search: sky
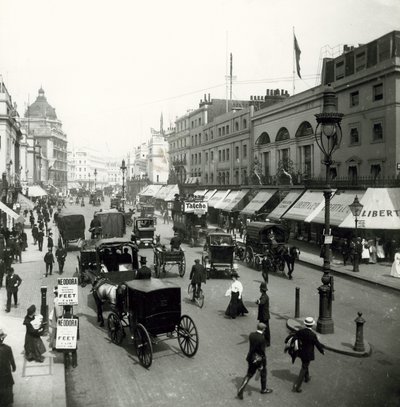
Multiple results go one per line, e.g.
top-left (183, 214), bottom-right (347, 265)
top-left (1, 0), bottom-right (399, 157)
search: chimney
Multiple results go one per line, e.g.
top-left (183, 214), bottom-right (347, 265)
top-left (281, 89), bottom-right (284, 95)
top-left (204, 93), bottom-right (207, 102)
top-left (208, 93), bottom-right (210, 102)
top-left (250, 96), bottom-right (253, 101)
top-left (266, 89), bottom-right (270, 96)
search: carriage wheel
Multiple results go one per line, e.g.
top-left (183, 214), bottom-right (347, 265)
top-left (254, 255), bottom-right (262, 271)
top-left (177, 315), bottom-right (199, 357)
top-left (197, 289), bottom-right (205, 309)
top-left (245, 247), bottom-right (254, 267)
top-left (187, 283), bottom-right (193, 295)
top-left (179, 253), bottom-right (186, 277)
top-left (107, 312), bottom-right (124, 345)
top-left (134, 323), bottom-right (153, 368)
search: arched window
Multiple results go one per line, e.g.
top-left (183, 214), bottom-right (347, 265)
top-left (256, 132), bottom-right (271, 145)
top-left (295, 121), bottom-right (314, 138)
top-left (276, 127), bottom-right (290, 141)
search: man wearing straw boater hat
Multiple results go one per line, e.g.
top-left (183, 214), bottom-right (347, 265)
top-left (0, 328), bottom-right (16, 406)
top-left (290, 317), bottom-right (325, 393)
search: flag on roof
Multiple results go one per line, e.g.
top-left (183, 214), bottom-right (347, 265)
top-left (294, 34), bottom-right (301, 79)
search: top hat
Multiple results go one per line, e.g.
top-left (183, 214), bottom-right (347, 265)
top-left (260, 282), bottom-right (267, 291)
top-left (140, 256), bottom-right (147, 264)
top-left (194, 259), bottom-right (200, 263)
top-left (304, 317), bottom-right (315, 327)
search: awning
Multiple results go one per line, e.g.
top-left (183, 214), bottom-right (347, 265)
top-left (283, 190), bottom-right (331, 222)
top-left (219, 189), bottom-right (251, 212)
top-left (193, 190), bottom-right (208, 198)
top-left (241, 189), bottom-right (278, 216)
top-left (164, 185), bottom-right (180, 201)
top-left (308, 190), bottom-right (365, 226)
top-left (67, 182), bottom-right (81, 189)
top-left (0, 201), bottom-right (20, 220)
top-left (339, 188), bottom-right (400, 229)
top-left (139, 184), bottom-right (163, 197)
top-left (18, 193), bottom-right (35, 211)
top-left (27, 185), bottom-right (48, 197)
top-left (208, 190), bottom-right (231, 208)
top-left (154, 185), bottom-right (170, 200)
top-left (203, 189), bottom-right (217, 202)
top-left (268, 190), bottom-right (303, 220)
top-left (185, 177), bottom-right (200, 184)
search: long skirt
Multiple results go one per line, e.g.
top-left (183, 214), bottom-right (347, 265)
top-left (24, 334), bottom-right (46, 362)
top-left (0, 386), bottom-right (14, 406)
top-left (225, 292), bottom-right (249, 318)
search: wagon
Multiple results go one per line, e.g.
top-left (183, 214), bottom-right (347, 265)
top-left (131, 217), bottom-right (156, 248)
top-left (153, 246), bottom-right (186, 278)
top-left (57, 212), bottom-right (86, 249)
top-left (202, 231), bottom-right (238, 278)
top-left (95, 209), bottom-right (126, 238)
top-left (107, 279), bottom-right (199, 368)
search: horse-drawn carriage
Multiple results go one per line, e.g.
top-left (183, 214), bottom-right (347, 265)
top-left (94, 209), bottom-right (126, 238)
top-left (153, 246), bottom-right (186, 278)
top-left (238, 221), bottom-right (289, 272)
top-left (76, 238), bottom-right (139, 287)
top-left (57, 212), bottom-right (86, 250)
top-left (202, 231), bottom-right (238, 278)
top-left (106, 279), bottom-right (199, 368)
top-left (131, 217), bottom-right (157, 248)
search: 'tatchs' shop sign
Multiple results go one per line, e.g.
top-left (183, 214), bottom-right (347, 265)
top-left (57, 277), bottom-right (78, 305)
top-left (184, 201), bottom-right (208, 215)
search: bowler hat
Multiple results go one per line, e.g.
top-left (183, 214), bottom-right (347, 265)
top-left (0, 328), bottom-right (7, 339)
top-left (304, 316), bottom-right (315, 327)
top-left (260, 282), bottom-right (267, 291)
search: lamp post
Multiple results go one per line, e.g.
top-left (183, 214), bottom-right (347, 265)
top-left (88, 173), bottom-right (91, 191)
top-left (314, 86), bottom-right (343, 334)
top-left (120, 159), bottom-right (127, 212)
top-left (94, 169), bottom-right (97, 191)
top-left (349, 195), bottom-right (364, 272)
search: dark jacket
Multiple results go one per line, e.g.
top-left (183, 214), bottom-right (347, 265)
top-left (190, 263), bottom-right (206, 284)
top-left (0, 343), bottom-right (16, 387)
top-left (47, 236), bottom-right (54, 248)
top-left (5, 274), bottom-right (22, 293)
top-left (246, 331), bottom-right (266, 363)
top-left (257, 292), bottom-right (270, 322)
top-left (44, 252), bottom-right (55, 264)
top-left (294, 327), bottom-right (324, 362)
top-left (136, 265), bottom-right (151, 279)
top-left (55, 247), bottom-right (67, 263)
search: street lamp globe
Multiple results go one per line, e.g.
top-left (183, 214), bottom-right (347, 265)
top-left (349, 195), bottom-right (363, 218)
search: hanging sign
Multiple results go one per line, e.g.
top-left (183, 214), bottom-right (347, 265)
top-left (184, 201), bottom-right (208, 215)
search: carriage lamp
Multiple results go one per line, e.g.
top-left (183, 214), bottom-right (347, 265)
top-left (314, 86), bottom-right (343, 335)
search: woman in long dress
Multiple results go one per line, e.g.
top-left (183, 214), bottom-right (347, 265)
top-left (376, 238), bottom-right (385, 261)
top-left (225, 272), bottom-right (248, 319)
top-left (390, 252), bottom-right (400, 278)
top-left (24, 304), bottom-right (46, 362)
top-left (361, 239), bottom-right (370, 264)
top-left (368, 239), bottom-right (377, 264)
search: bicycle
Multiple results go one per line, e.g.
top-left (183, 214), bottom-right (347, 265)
top-left (187, 283), bottom-right (205, 308)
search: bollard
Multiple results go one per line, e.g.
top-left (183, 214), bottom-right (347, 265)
top-left (40, 286), bottom-right (48, 334)
top-left (295, 287), bottom-right (300, 318)
top-left (353, 312), bottom-right (366, 352)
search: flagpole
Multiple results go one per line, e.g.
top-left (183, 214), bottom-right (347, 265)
top-left (292, 26), bottom-right (295, 96)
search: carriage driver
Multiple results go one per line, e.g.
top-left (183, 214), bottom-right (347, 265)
top-left (189, 259), bottom-right (206, 302)
top-left (89, 214), bottom-right (102, 239)
top-left (170, 233), bottom-right (182, 251)
top-left (136, 256), bottom-right (152, 279)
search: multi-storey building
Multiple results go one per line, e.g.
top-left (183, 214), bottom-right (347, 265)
top-left (148, 128), bottom-right (169, 184)
top-left (21, 88), bottom-right (68, 192)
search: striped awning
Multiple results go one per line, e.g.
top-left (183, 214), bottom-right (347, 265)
top-left (241, 189), bottom-right (278, 216)
top-left (208, 190), bottom-right (231, 208)
top-left (27, 185), bottom-right (48, 197)
top-left (219, 189), bottom-right (251, 212)
top-left (268, 190), bottom-right (304, 220)
top-left (0, 201), bottom-right (20, 220)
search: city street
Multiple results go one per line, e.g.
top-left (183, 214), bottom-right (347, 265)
top-left (56, 199), bottom-right (400, 407)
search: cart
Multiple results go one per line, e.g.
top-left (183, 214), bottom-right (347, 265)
top-left (57, 212), bottom-right (86, 249)
top-left (153, 247), bottom-right (186, 278)
top-left (107, 279), bottom-right (199, 368)
top-left (76, 239), bottom-right (97, 287)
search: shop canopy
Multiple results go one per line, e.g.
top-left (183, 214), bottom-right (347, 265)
top-left (0, 201), bottom-right (20, 221)
top-left (67, 182), bottom-right (81, 190)
top-left (219, 189), bottom-right (251, 212)
top-left (208, 190), bottom-right (231, 208)
top-left (154, 185), bottom-right (170, 200)
top-left (139, 184), bottom-right (163, 197)
top-left (267, 190), bottom-right (304, 220)
top-left (241, 189), bottom-right (278, 216)
top-left (308, 190), bottom-right (365, 226)
top-left (339, 188), bottom-right (400, 230)
top-left (164, 185), bottom-right (180, 201)
top-left (18, 193), bottom-right (35, 211)
top-left (203, 189), bottom-right (217, 201)
top-left (27, 185), bottom-right (48, 197)
top-left (193, 189), bottom-right (208, 198)
top-left (283, 190), bottom-right (333, 222)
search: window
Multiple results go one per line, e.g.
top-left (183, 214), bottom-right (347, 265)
top-left (355, 52), bottom-right (366, 72)
top-left (226, 149), bottom-right (229, 160)
top-left (335, 60), bottom-right (345, 80)
top-left (235, 146), bottom-right (239, 160)
top-left (226, 125), bottom-right (229, 134)
top-left (205, 152), bottom-right (208, 163)
top-left (199, 118), bottom-right (202, 125)
top-left (243, 145), bottom-right (247, 158)
top-left (205, 132), bottom-right (208, 142)
top-left (218, 128), bottom-right (222, 137)
top-left (198, 153), bottom-right (201, 164)
top-left (243, 119), bottom-right (247, 129)
top-left (370, 164), bottom-right (381, 179)
top-left (350, 91), bottom-right (359, 107)
top-left (373, 84), bottom-right (383, 101)
top-left (211, 151), bottom-right (214, 161)
top-left (350, 127), bottom-right (360, 145)
top-left (235, 121), bottom-right (239, 131)
top-left (218, 150), bottom-right (221, 161)
top-left (222, 127), bottom-right (226, 136)
top-left (372, 122), bottom-right (383, 141)
top-left (222, 150), bottom-right (226, 161)
top-left (211, 130), bottom-right (214, 139)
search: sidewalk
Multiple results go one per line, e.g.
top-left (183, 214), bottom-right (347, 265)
top-left (0, 220), bottom-right (66, 407)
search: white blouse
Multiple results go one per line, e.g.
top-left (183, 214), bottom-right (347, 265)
top-left (225, 280), bottom-right (243, 299)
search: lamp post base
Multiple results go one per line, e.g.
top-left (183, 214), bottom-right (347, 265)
top-left (317, 283), bottom-right (334, 334)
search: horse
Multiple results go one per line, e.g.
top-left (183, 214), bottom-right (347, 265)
top-left (91, 277), bottom-right (127, 327)
top-left (283, 246), bottom-right (301, 279)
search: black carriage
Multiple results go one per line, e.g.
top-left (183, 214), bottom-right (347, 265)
top-left (76, 238), bottom-right (139, 286)
top-left (107, 279), bottom-right (199, 368)
top-left (57, 212), bottom-right (86, 249)
top-left (95, 209), bottom-right (126, 238)
top-left (89, 193), bottom-right (101, 206)
top-left (201, 231), bottom-right (238, 278)
top-left (240, 221), bottom-right (289, 271)
top-left (131, 217), bottom-right (156, 248)
top-left (153, 246), bottom-right (186, 278)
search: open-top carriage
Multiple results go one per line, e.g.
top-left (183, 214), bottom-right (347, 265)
top-left (202, 231), bottom-right (238, 278)
top-left (107, 279), bottom-right (199, 368)
top-left (153, 246), bottom-right (186, 278)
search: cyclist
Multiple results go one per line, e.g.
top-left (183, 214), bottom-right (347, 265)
top-left (189, 259), bottom-right (206, 302)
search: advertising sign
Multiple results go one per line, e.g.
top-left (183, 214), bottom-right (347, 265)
top-left (57, 277), bottom-right (78, 305)
top-left (56, 318), bottom-right (78, 349)
top-left (184, 201), bottom-right (208, 215)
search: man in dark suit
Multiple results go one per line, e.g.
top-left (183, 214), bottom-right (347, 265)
top-left (256, 282), bottom-right (270, 346)
top-left (136, 256), bottom-right (151, 279)
top-left (237, 322), bottom-right (273, 399)
top-left (189, 259), bottom-right (206, 302)
top-left (292, 317), bottom-right (324, 393)
top-left (0, 328), bottom-right (16, 406)
top-left (5, 268), bottom-right (22, 312)
top-left (37, 229), bottom-right (44, 251)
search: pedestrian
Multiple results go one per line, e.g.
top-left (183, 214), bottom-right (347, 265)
top-left (136, 256), bottom-right (151, 279)
top-left (61, 305), bottom-right (79, 368)
top-left (55, 244), bottom-right (67, 274)
top-left (237, 322), bottom-right (273, 399)
top-left (225, 272), bottom-right (248, 319)
top-left (32, 223), bottom-right (39, 245)
top-left (288, 317), bottom-right (324, 393)
top-left (44, 248), bottom-right (55, 277)
top-left (14, 239), bottom-right (22, 263)
top-left (376, 238), bottom-right (385, 261)
top-left (20, 231), bottom-right (28, 251)
top-left (368, 239), bottom-right (377, 264)
top-left (23, 305), bottom-right (46, 363)
top-left (341, 238), bottom-right (350, 266)
top-left (0, 259), bottom-right (5, 289)
top-left (5, 268), bottom-right (22, 312)
top-left (256, 282), bottom-right (271, 346)
top-left (189, 259), bottom-right (206, 302)
top-left (163, 209), bottom-right (169, 224)
top-left (0, 328), bottom-right (16, 407)
top-left (390, 252), bottom-right (400, 278)
top-left (49, 286), bottom-right (63, 350)
top-left (261, 254), bottom-right (270, 284)
top-left (29, 213), bottom-right (35, 228)
top-left (37, 229), bottom-right (44, 251)
top-left (47, 232), bottom-right (54, 250)
top-left (361, 238), bottom-right (370, 264)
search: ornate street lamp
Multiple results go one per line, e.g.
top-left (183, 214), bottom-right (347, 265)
top-left (314, 86), bottom-right (343, 334)
top-left (120, 159), bottom-right (127, 212)
top-left (349, 195), bottom-right (364, 272)
top-left (94, 168), bottom-right (97, 191)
